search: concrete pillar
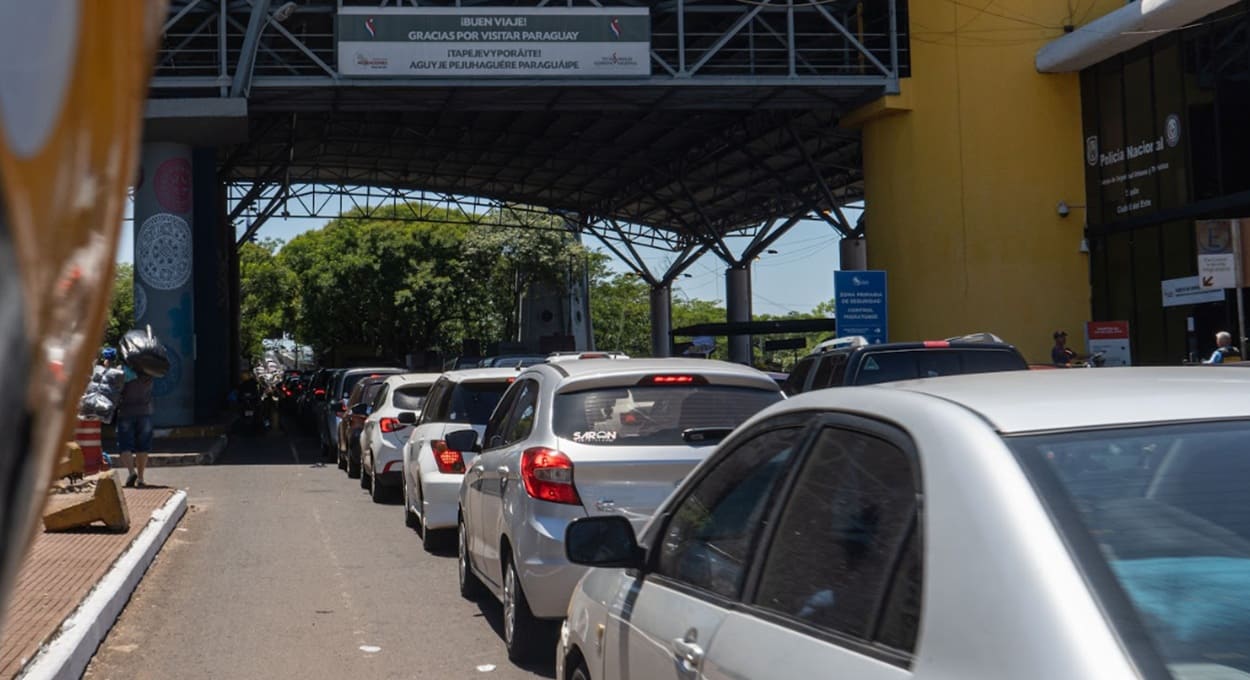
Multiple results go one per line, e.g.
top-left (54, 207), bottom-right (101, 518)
top-left (133, 142), bottom-right (196, 426)
top-left (192, 148), bottom-right (228, 421)
top-left (650, 283), bottom-right (672, 358)
top-left (726, 265), bottom-right (752, 365)
top-left (840, 237), bottom-right (867, 270)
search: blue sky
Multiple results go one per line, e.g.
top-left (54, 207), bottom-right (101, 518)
top-left (118, 203), bottom-right (855, 316)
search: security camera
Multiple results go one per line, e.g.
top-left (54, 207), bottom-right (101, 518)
top-left (1057, 201), bottom-right (1071, 218)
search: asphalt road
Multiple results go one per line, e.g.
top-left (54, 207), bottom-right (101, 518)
top-left (83, 417), bottom-right (555, 680)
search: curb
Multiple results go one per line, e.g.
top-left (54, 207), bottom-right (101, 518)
top-left (17, 490), bottom-right (188, 680)
top-left (197, 435), bottom-right (228, 465)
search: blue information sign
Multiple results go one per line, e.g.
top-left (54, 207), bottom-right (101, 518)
top-left (834, 270), bottom-right (888, 345)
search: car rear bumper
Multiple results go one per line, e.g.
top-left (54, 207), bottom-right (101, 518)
top-left (421, 472), bottom-right (463, 531)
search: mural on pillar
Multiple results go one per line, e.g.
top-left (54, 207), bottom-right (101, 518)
top-left (154, 157), bottom-right (191, 213)
top-left (133, 282), bottom-right (148, 323)
top-left (136, 213), bottom-right (193, 290)
top-left (153, 291), bottom-right (194, 399)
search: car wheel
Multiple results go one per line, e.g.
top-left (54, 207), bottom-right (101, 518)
top-left (418, 481), bottom-right (441, 551)
top-left (337, 446), bottom-right (346, 471)
top-left (503, 555), bottom-right (540, 663)
top-left (369, 462), bottom-right (387, 503)
top-left (347, 450), bottom-right (361, 479)
top-left (403, 474), bottom-right (419, 529)
top-left (457, 518), bottom-right (485, 601)
top-left (570, 661), bottom-right (591, 680)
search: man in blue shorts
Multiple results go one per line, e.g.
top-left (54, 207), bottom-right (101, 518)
top-left (116, 367), bottom-right (156, 487)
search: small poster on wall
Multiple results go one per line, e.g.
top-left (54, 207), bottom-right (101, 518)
top-left (1086, 321), bottom-right (1132, 367)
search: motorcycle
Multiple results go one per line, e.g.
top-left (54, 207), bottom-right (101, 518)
top-left (239, 393), bottom-right (267, 433)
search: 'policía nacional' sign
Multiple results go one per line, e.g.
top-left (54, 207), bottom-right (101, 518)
top-left (337, 7), bottom-right (650, 78)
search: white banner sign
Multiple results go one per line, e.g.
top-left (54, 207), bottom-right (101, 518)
top-left (1198, 253), bottom-right (1237, 290)
top-left (1161, 276), bottom-right (1225, 307)
top-left (337, 7), bottom-right (651, 78)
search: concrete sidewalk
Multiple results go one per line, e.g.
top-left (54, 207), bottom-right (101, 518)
top-left (0, 488), bottom-right (187, 680)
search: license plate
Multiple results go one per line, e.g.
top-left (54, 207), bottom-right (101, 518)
top-left (244, 410), bottom-right (254, 417)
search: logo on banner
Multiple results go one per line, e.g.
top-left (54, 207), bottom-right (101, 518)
top-left (1165, 113), bottom-right (1181, 148)
top-left (610, 17), bottom-right (621, 38)
top-left (1086, 136), bottom-right (1099, 167)
top-left (365, 17), bottom-right (376, 38)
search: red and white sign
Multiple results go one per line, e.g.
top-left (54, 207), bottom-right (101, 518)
top-left (1085, 321), bottom-right (1132, 367)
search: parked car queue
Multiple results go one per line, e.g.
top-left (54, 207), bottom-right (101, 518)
top-left (299, 343), bottom-right (1250, 680)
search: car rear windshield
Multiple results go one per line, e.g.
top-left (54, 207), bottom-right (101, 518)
top-left (1008, 421), bottom-right (1250, 677)
top-left (392, 385), bottom-right (430, 411)
top-left (850, 348), bottom-right (1025, 385)
top-left (553, 385), bottom-right (782, 446)
top-left (446, 381), bottom-right (510, 424)
top-left (342, 371), bottom-right (397, 399)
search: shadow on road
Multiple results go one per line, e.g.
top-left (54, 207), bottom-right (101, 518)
top-left (214, 417), bottom-right (327, 466)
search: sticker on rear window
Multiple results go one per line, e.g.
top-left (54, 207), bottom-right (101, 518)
top-left (573, 431), bottom-right (618, 443)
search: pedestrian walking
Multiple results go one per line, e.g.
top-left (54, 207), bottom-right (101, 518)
top-left (1203, 331), bottom-right (1241, 364)
top-left (116, 365), bottom-right (155, 488)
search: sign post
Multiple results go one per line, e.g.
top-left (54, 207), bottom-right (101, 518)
top-left (1085, 321), bottom-right (1132, 366)
top-left (834, 270), bottom-right (888, 345)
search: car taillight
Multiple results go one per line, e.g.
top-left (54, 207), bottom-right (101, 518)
top-left (431, 440), bottom-right (466, 474)
top-left (520, 447), bottom-right (580, 505)
top-left (638, 374), bottom-right (707, 386)
top-left (335, 400), bottom-right (346, 413)
top-left (380, 417), bottom-right (405, 433)
top-left (314, 388), bottom-right (326, 396)
top-left (923, 341), bottom-right (951, 348)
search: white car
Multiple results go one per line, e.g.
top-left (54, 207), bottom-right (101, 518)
top-left (457, 358), bottom-right (784, 662)
top-left (360, 373), bottom-right (439, 503)
top-left (401, 368), bottom-right (517, 550)
top-left (559, 368), bottom-right (1250, 680)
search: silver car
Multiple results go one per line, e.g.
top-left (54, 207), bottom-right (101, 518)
top-left (560, 367), bottom-right (1250, 680)
top-left (456, 358), bottom-right (784, 662)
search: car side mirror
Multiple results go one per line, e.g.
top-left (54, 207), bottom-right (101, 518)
top-left (445, 428), bottom-right (480, 453)
top-left (351, 403), bottom-right (369, 416)
top-left (397, 411), bottom-right (418, 424)
top-left (565, 516), bottom-right (644, 569)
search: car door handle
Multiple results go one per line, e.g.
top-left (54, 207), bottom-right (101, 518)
top-left (672, 634), bottom-right (704, 675)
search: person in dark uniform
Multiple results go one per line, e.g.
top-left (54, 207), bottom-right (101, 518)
top-left (1051, 330), bottom-right (1078, 367)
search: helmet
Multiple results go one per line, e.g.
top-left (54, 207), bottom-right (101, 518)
top-left (101, 347), bottom-right (118, 361)
top-left (0, 4), bottom-right (165, 637)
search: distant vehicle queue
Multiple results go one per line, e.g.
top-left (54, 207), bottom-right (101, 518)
top-left (267, 337), bottom-right (1250, 680)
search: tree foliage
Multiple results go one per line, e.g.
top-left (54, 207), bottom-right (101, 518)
top-left (239, 238), bottom-right (301, 362)
top-left (275, 204), bottom-right (587, 361)
top-left (103, 263), bottom-right (134, 350)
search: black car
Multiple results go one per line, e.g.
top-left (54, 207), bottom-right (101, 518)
top-left (785, 333), bottom-right (1028, 395)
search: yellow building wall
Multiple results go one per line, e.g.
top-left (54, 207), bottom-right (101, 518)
top-left (847, 0), bottom-right (1122, 363)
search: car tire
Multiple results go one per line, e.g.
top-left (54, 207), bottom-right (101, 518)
top-left (458, 518), bottom-right (485, 601)
top-left (503, 555), bottom-right (541, 663)
top-left (369, 463), bottom-right (387, 503)
top-left (403, 475), bottom-right (419, 529)
top-left (570, 661), bottom-right (591, 680)
top-left (337, 447), bottom-right (346, 471)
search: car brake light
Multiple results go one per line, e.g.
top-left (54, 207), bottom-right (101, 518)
top-left (380, 417), bottom-right (405, 433)
top-left (335, 400), bottom-right (346, 413)
top-left (431, 440), bottom-right (466, 474)
top-left (314, 388), bottom-right (326, 396)
top-left (520, 447), bottom-right (580, 505)
top-left (579, 352), bottom-right (610, 359)
top-left (639, 374), bottom-right (707, 385)
top-left (923, 341), bottom-right (951, 348)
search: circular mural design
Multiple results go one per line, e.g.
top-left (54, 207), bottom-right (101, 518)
top-left (133, 283), bottom-right (148, 322)
top-left (136, 213), bottom-right (193, 291)
top-left (151, 345), bottom-right (182, 399)
top-left (154, 157), bottom-right (192, 213)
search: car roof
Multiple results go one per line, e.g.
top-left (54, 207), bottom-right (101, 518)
top-left (832, 367), bottom-right (1250, 434)
top-left (441, 367), bottom-right (520, 382)
top-left (382, 373), bottom-right (441, 388)
top-left (527, 358), bottom-right (779, 390)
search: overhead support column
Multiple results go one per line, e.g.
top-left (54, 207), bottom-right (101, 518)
top-left (133, 142), bottom-right (197, 426)
top-left (650, 284), bottom-right (672, 358)
top-left (726, 265), bottom-right (752, 365)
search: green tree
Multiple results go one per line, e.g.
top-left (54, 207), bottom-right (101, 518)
top-left (239, 238), bottom-right (300, 362)
top-left (589, 271), bottom-right (651, 356)
top-left (103, 263), bottom-right (134, 349)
